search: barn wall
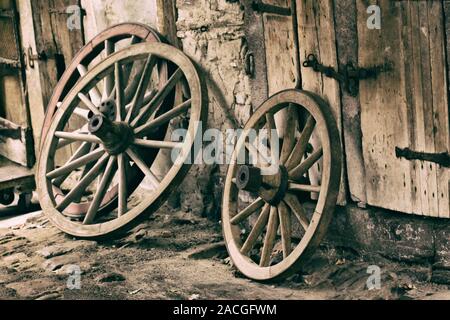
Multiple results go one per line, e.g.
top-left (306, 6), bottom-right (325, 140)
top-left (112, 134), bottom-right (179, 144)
top-left (175, 0), bottom-right (253, 216)
top-left (81, 0), bottom-right (158, 40)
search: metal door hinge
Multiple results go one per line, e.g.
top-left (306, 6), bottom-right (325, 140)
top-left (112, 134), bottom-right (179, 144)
top-left (245, 52), bottom-right (255, 77)
top-left (251, 1), bottom-right (292, 16)
top-left (302, 54), bottom-right (392, 97)
top-left (24, 46), bottom-right (47, 68)
top-left (396, 147), bottom-right (450, 168)
top-left (0, 118), bottom-right (22, 140)
top-left (49, 7), bottom-right (86, 16)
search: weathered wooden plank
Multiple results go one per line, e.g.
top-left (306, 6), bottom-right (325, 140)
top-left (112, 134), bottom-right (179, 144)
top-left (0, 155), bottom-right (34, 190)
top-left (433, 1), bottom-right (450, 218)
top-left (16, 0), bottom-right (47, 163)
top-left (263, 0), bottom-right (297, 96)
top-left (0, 0), bottom-right (34, 167)
top-left (400, 0), bottom-right (421, 215)
top-left (262, 0), bottom-right (297, 144)
top-left (359, 0), bottom-right (448, 218)
top-left (358, 0), bottom-right (414, 214)
top-left (333, 0), bottom-right (367, 207)
top-left (296, 0), bottom-right (347, 205)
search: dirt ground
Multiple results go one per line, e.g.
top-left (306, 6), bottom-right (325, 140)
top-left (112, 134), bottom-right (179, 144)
top-left (1, 206), bottom-right (450, 300)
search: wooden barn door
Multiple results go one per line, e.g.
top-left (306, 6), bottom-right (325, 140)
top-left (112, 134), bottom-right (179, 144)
top-left (358, 0), bottom-right (450, 218)
top-left (15, 0), bottom-right (85, 159)
top-left (0, 0), bottom-right (34, 167)
top-left (260, 0), bottom-right (348, 205)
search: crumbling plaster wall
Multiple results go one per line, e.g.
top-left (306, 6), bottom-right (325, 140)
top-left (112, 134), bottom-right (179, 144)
top-left (175, 0), bottom-right (254, 217)
top-left (81, 0), bottom-right (158, 40)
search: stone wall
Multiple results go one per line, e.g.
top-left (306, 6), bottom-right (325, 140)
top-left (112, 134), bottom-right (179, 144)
top-left (175, 0), bottom-right (254, 218)
top-left (326, 205), bottom-right (450, 284)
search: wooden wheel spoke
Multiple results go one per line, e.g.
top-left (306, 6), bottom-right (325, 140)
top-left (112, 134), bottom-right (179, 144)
top-left (265, 113), bottom-right (279, 164)
top-left (78, 93), bottom-right (102, 116)
top-left (126, 147), bottom-right (160, 188)
top-left (77, 65), bottom-right (102, 105)
top-left (133, 139), bottom-right (182, 150)
top-left (289, 147), bottom-right (323, 181)
top-left (84, 156), bottom-right (117, 225)
top-left (260, 206), bottom-right (279, 267)
top-left (56, 154), bottom-right (109, 212)
top-left (241, 204), bottom-right (270, 256)
top-left (115, 62), bottom-right (125, 121)
top-left (245, 142), bottom-right (272, 168)
top-left (55, 131), bottom-right (102, 144)
top-left (131, 68), bottom-right (184, 128)
top-left (118, 154), bottom-right (128, 217)
top-left (284, 194), bottom-right (310, 231)
top-left (278, 201), bottom-right (292, 258)
top-left (122, 36), bottom-right (142, 85)
top-left (125, 55), bottom-right (157, 123)
top-left (285, 115), bottom-right (316, 170)
top-left (230, 197), bottom-right (265, 225)
top-left (53, 142), bottom-right (92, 187)
top-left (135, 99), bottom-right (192, 136)
top-left (56, 102), bottom-right (90, 120)
top-left (103, 40), bottom-right (115, 100)
top-left (289, 183), bottom-right (321, 194)
top-left (280, 105), bottom-right (298, 164)
top-left (56, 125), bottom-right (90, 149)
top-left (47, 148), bottom-right (105, 180)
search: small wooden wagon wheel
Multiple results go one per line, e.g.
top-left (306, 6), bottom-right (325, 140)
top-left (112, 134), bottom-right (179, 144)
top-left (41, 23), bottom-right (167, 144)
top-left (222, 89), bottom-right (342, 281)
top-left (38, 42), bottom-right (207, 238)
top-left (40, 23), bottom-right (170, 218)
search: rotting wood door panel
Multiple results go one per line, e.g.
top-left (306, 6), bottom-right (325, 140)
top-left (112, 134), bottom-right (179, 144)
top-left (296, 0), bottom-right (348, 206)
top-left (262, 0), bottom-right (298, 96)
top-left (261, 0), bottom-right (298, 161)
top-left (0, 0), bottom-right (34, 167)
top-left (29, 0), bottom-right (85, 162)
top-left (358, 0), bottom-right (449, 218)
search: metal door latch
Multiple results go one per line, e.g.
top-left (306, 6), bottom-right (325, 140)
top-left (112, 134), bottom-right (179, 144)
top-left (302, 54), bottom-right (392, 97)
top-left (395, 147), bottom-right (450, 168)
top-left (251, 1), bottom-right (292, 16)
top-left (24, 46), bottom-right (47, 68)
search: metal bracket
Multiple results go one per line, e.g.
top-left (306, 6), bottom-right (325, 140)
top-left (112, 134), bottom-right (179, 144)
top-left (251, 1), bottom-right (292, 16)
top-left (396, 147), bottom-right (450, 168)
top-left (244, 52), bottom-right (255, 77)
top-left (24, 46), bottom-right (47, 68)
top-left (0, 118), bottom-right (22, 140)
top-left (0, 57), bottom-right (20, 70)
top-left (302, 54), bottom-right (392, 97)
top-left (49, 7), bottom-right (86, 16)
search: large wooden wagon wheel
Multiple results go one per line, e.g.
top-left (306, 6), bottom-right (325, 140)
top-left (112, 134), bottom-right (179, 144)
top-left (222, 89), bottom-right (342, 281)
top-left (41, 22), bottom-right (167, 143)
top-left (40, 23), bottom-right (170, 218)
top-left (37, 42), bottom-right (207, 239)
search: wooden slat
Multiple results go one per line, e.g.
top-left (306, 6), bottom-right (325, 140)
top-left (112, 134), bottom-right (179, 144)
top-left (333, 0), bottom-right (368, 207)
top-left (358, 0), bottom-right (413, 214)
top-left (296, 0), bottom-right (347, 205)
top-left (432, 1), bottom-right (450, 218)
top-left (358, 0), bottom-right (449, 218)
top-left (262, 0), bottom-right (297, 143)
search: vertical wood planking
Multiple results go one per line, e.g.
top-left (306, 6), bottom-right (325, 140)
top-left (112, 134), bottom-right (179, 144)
top-left (359, 0), bottom-right (448, 217)
top-left (358, 0), bottom-right (413, 214)
top-left (31, 0), bottom-right (85, 163)
top-left (333, 0), bottom-right (368, 207)
top-left (296, 0), bottom-right (347, 205)
top-left (263, 0), bottom-right (297, 95)
top-left (262, 0), bottom-right (297, 139)
top-left (432, 1), bottom-right (450, 218)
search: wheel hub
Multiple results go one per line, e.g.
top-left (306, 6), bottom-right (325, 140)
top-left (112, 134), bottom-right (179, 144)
top-left (235, 165), bottom-right (289, 206)
top-left (88, 114), bottom-right (134, 155)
